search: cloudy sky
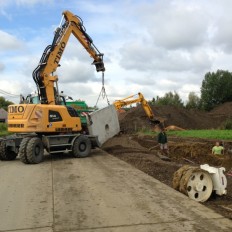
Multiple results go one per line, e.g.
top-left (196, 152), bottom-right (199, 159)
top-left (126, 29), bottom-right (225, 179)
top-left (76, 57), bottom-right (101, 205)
top-left (1, 0), bottom-right (232, 107)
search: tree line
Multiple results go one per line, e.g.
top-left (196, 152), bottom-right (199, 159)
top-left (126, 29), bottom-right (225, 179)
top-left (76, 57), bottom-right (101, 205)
top-left (151, 70), bottom-right (232, 111)
top-left (0, 97), bottom-right (14, 111)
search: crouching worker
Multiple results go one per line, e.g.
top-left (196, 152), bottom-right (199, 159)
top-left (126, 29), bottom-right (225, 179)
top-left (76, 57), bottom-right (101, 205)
top-left (212, 141), bottom-right (224, 156)
top-left (158, 126), bottom-right (169, 156)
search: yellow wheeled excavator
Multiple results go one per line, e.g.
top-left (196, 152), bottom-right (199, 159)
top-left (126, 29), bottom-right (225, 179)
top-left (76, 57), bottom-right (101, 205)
top-left (0, 10), bottom-right (105, 164)
top-left (113, 92), bottom-right (160, 124)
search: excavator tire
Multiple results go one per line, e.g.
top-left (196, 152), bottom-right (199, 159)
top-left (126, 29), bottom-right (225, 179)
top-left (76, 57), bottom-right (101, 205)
top-left (19, 137), bottom-right (31, 164)
top-left (26, 137), bottom-right (44, 164)
top-left (0, 141), bottom-right (17, 161)
top-left (0, 141), bottom-right (6, 160)
top-left (172, 165), bottom-right (191, 190)
top-left (72, 135), bottom-right (91, 158)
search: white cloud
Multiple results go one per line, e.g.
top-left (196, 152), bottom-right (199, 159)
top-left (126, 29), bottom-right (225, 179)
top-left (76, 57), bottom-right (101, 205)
top-left (119, 41), bottom-right (212, 73)
top-left (2, 0), bottom-right (232, 107)
top-left (73, 0), bottom-right (113, 14)
top-left (0, 78), bottom-right (33, 103)
top-left (0, 30), bottom-right (23, 51)
top-left (138, 1), bottom-right (209, 50)
top-left (58, 58), bottom-right (97, 84)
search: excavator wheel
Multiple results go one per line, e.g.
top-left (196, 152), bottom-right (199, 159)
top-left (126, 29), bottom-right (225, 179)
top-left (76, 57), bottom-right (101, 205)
top-left (173, 165), bottom-right (213, 202)
top-left (185, 169), bottom-right (213, 202)
top-left (0, 141), bottom-right (5, 160)
top-left (72, 135), bottom-right (91, 158)
top-left (0, 141), bottom-right (17, 161)
top-left (172, 165), bottom-right (191, 190)
top-left (26, 137), bottom-right (44, 164)
top-left (19, 137), bottom-right (31, 164)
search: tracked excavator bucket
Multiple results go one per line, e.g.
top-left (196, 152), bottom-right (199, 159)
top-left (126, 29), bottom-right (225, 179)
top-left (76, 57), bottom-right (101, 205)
top-left (87, 105), bottom-right (120, 146)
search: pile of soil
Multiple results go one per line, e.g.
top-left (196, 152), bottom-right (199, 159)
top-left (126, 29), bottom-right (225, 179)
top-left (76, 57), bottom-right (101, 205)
top-left (102, 134), bottom-right (232, 219)
top-left (119, 102), bottom-right (232, 132)
top-left (210, 102), bottom-right (232, 116)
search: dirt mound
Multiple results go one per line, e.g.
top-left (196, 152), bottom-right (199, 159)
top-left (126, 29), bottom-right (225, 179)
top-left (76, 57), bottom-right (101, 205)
top-left (119, 104), bottom-right (231, 132)
top-left (165, 125), bottom-right (185, 131)
top-left (210, 102), bottom-right (232, 116)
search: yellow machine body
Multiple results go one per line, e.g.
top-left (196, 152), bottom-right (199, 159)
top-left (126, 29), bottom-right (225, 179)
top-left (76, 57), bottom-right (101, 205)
top-left (8, 104), bottom-right (82, 133)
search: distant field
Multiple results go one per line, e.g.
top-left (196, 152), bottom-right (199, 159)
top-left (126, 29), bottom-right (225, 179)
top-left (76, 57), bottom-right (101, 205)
top-left (167, 130), bottom-right (232, 140)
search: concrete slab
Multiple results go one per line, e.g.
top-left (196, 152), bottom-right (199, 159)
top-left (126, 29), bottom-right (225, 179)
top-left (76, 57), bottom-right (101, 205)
top-left (87, 105), bottom-right (120, 146)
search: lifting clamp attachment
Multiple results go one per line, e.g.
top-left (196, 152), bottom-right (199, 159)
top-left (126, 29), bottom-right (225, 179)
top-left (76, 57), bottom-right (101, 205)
top-left (94, 72), bottom-right (110, 108)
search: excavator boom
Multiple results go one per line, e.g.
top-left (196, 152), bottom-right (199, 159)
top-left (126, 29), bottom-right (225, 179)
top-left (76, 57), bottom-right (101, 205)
top-left (113, 93), bottom-right (160, 124)
top-left (33, 10), bottom-right (104, 105)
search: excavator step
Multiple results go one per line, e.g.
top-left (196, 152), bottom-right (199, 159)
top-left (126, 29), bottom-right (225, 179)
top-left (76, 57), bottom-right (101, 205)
top-left (49, 144), bottom-right (72, 147)
top-left (50, 150), bottom-right (72, 154)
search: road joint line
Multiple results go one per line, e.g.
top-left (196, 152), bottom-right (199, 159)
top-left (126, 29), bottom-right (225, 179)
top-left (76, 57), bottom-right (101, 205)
top-left (1, 226), bottom-right (52, 232)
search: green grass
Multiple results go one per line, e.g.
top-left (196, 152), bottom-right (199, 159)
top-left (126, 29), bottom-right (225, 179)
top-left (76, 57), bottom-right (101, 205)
top-left (0, 123), bottom-right (11, 136)
top-left (167, 130), bottom-right (232, 140)
top-left (138, 129), bottom-right (232, 140)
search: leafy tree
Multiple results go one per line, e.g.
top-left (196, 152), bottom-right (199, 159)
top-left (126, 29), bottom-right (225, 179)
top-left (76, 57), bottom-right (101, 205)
top-left (186, 92), bottom-right (200, 109)
top-left (156, 91), bottom-right (184, 107)
top-left (0, 97), bottom-right (14, 111)
top-left (148, 97), bottom-right (156, 105)
top-left (201, 70), bottom-right (232, 111)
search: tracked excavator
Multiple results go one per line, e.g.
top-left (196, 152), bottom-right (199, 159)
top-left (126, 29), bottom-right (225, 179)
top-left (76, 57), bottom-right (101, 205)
top-left (113, 92), bottom-right (160, 124)
top-left (0, 10), bottom-right (105, 164)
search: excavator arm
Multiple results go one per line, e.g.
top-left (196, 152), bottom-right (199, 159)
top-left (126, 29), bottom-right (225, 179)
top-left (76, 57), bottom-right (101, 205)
top-left (113, 93), bottom-right (160, 124)
top-left (33, 10), bottom-right (105, 105)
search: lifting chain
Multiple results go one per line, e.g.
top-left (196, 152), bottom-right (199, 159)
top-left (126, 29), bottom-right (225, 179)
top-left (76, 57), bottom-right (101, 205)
top-left (94, 72), bottom-right (110, 108)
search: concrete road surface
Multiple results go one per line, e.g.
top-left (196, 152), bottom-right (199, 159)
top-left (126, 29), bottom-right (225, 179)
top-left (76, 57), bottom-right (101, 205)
top-left (0, 149), bottom-right (232, 232)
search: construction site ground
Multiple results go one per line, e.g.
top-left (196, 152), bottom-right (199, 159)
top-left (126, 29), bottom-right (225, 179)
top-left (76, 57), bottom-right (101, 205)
top-left (113, 101), bottom-right (232, 221)
top-left (103, 134), bottom-right (232, 220)
top-left (1, 148), bottom-right (232, 232)
top-left (1, 102), bottom-right (232, 231)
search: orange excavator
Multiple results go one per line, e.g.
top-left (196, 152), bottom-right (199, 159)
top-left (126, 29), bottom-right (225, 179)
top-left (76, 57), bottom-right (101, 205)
top-left (1, 10), bottom-right (104, 164)
top-left (113, 92), bottom-right (160, 124)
